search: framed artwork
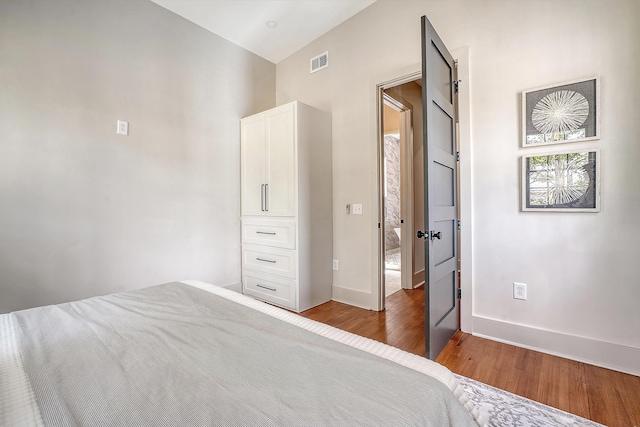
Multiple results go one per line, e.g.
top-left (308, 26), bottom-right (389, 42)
top-left (522, 150), bottom-right (600, 212)
top-left (522, 77), bottom-right (599, 147)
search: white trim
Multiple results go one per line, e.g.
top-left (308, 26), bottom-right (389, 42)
top-left (332, 285), bottom-right (371, 310)
top-left (451, 46), bottom-right (473, 333)
top-left (472, 315), bottom-right (640, 377)
top-left (398, 109), bottom-right (414, 290)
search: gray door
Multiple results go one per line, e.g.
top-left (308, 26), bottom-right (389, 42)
top-left (420, 15), bottom-right (459, 360)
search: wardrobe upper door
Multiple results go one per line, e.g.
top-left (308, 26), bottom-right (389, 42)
top-left (265, 103), bottom-right (296, 217)
top-left (241, 113), bottom-right (267, 216)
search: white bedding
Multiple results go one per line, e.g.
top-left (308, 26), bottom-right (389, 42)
top-left (1, 280), bottom-right (484, 426)
top-left (184, 281), bottom-right (482, 422)
top-left (0, 312), bottom-right (44, 427)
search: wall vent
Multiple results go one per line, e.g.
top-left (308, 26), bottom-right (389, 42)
top-left (310, 51), bottom-right (329, 73)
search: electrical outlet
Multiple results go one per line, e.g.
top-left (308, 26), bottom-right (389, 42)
top-left (117, 120), bottom-right (129, 136)
top-left (513, 282), bottom-right (527, 300)
top-left (332, 260), bottom-right (339, 270)
top-left (352, 204), bottom-right (363, 215)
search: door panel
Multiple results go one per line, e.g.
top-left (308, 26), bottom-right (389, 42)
top-left (432, 103), bottom-right (455, 155)
top-left (431, 271), bottom-right (456, 326)
top-left (432, 162), bottom-right (454, 207)
top-left (422, 15), bottom-right (459, 360)
top-left (433, 219), bottom-right (455, 266)
top-left (431, 42), bottom-right (453, 103)
top-left (241, 114), bottom-right (267, 216)
top-left (266, 104), bottom-right (296, 216)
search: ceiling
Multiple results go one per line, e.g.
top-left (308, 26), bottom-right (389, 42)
top-left (150, 0), bottom-right (377, 64)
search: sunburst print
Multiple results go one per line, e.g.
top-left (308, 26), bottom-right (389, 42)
top-left (531, 90), bottom-right (589, 135)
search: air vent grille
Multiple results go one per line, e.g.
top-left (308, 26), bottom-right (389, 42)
top-left (310, 51), bottom-right (329, 73)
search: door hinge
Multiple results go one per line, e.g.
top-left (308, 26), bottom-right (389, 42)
top-left (378, 223), bottom-right (381, 229)
top-left (457, 288), bottom-right (462, 299)
top-left (456, 151), bottom-right (460, 162)
top-left (454, 79), bottom-right (461, 93)
top-left (457, 220), bottom-right (461, 231)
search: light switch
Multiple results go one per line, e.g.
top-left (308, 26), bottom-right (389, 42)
top-left (117, 120), bottom-right (129, 136)
top-left (352, 204), bottom-right (363, 215)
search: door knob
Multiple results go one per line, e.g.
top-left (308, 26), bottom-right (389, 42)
top-left (417, 230), bottom-right (441, 240)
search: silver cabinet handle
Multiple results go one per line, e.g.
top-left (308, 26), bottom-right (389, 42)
top-left (265, 183), bottom-right (269, 211)
top-left (257, 284), bottom-right (276, 292)
top-left (256, 257), bottom-right (276, 263)
top-left (261, 184), bottom-right (265, 211)
top-left (256, 231), bottom-right (276, 235)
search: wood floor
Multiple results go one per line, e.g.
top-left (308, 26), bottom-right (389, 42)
top-left (300, 287), bottom-right (640, 427)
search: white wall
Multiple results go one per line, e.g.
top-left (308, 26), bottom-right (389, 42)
top-left (0, 0), bottom-right (275, 313)
top-left (276, 0), bottom-right (640, 374)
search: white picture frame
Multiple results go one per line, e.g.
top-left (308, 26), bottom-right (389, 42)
top-left (521, 149), bottom-right (600, 212)
top-left (522, 77), bottom-right (600, 147)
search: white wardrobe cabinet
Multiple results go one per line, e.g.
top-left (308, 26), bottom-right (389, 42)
top-left (240, 101), bottom-right (332, 313)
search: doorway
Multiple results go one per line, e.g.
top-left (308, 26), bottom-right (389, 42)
top-left (374, 48), bottom-right (471, 358)
top-left (378, 75), bottom-right (425, 306)
top-left (378, 66), bottom-right (461, 355)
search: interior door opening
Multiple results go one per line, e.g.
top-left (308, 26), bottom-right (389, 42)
top-left (378, 76), bottom-right (425, 308)
top-left (375, 17), bottom-right (464, 362)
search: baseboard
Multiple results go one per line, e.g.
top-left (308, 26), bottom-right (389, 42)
top-left (412, 268), bottom-right (425, 289)
top-left (332, 285), bottom-right (371, 310)
top-left (412, 280), bottom-right (425, 290)
top-left (472, 315), bottom-right (640, 377)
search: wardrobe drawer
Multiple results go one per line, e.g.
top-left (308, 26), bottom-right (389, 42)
top-left (242, 244), bottom-right (296, 279)
top-left (241, 219), bottom-right (296, 249)
top-left (243, 271), bottom-right (296, 311)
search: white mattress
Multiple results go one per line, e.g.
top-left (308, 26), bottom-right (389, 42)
top-left (0, 280), bottom-right (484, 426)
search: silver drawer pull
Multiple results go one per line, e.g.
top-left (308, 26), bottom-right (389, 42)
top-left (256, 231), bottom-right (276, 235)
top-left (257, 284), bottom-right (277, 292)
top-left (256, 257), bottom-right (276, 263)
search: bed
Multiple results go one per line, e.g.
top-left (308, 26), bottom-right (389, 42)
top-left (1, 281), bottom-right (484, 426)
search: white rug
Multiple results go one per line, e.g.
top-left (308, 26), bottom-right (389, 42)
top-left (456, 375), bottom-right (604, 427)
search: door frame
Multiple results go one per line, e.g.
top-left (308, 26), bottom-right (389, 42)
top-left (372, 47), bottom-right (472, 335)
